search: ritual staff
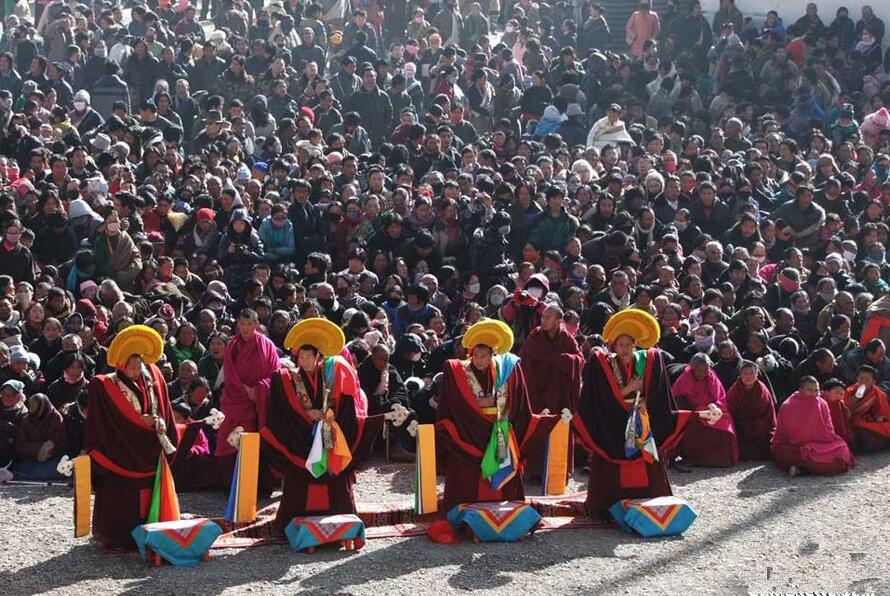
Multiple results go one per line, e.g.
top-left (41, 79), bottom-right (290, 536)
top-left (573, 309), bottom-right (690, 518)
top-left (772, 376), bottom-right (854, 476)
top-left (436, 320), bottom-right (558, 512)
top-left (519, 303), bottom-right (585, 479)
top-left (215, 308), bottom-right (280, 459)
top-left (83, 325), bottom-right (178, 550)
top-left (843, 365), bottom-right (890, 452)
top-left (260, 319), bottom-right (385, 532)
top-left (671, 353), bottom-right (739, 468)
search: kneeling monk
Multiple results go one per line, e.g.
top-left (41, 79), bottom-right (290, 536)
top-left (436, 320), bottom-right (558, 512)
top-left (260, 319), bottom-right (384, 532)
top-left (573, 309), bottom-right (690, 517)
top-left (84, 325), bottom-right (178, 549)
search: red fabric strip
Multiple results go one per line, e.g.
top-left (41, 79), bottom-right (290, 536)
top-left (259, 427), bottom-right (308, 468)
top-left (435, 419), bottom-right (485, 458)
top-left (306, 483), bottom-right (330, 511)
top-left (89, 449), bottom-right (156, 479)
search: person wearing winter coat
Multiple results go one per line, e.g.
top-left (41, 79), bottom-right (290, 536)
top-left (258, 205), bottom-right (296, 263)
top-left (90, 61), bottom-right (130, 117)
top-left (217, 209), bottom-right (265, 300)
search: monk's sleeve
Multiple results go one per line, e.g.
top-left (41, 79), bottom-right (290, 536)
top-left (509, 365), bottom-right (558, 460)
top-left (335, 393), bottom-right (383, 464)
top-left (260, 373), bottom-right (312, 476)
top-left (435, 365), bottom-right (485, 465)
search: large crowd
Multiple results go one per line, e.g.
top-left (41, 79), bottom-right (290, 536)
top-left (1, 0), bottom-right (890, 485)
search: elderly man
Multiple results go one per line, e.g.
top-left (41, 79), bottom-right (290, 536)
top-left (840, 339), bottom-right (890, 394)
top-left (167, 360), bottom-right (198, 401)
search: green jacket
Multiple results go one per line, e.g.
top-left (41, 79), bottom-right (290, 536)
top-left (529, 207), bottom-right (579, 252)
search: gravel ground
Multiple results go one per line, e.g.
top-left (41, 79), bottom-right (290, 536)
top-left (3, 453), bottom-right (889, 596)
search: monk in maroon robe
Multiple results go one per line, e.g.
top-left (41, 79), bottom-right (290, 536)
top-left (519, 304), bottom-right (585, 479)
top-left (84, 352), bottom-right (177, 549)
top-left (772, 377), bottom-right (854, 476)
top-left (726, 361), bottom-right (776, 461)
top-left (260, 344), bottom-right (383, 532)
top-left (573, 309), bottom-right (689, 518)
top-left (216, 309), bottom-right (281, 458)
top-left (436, 324), bottom-right (557, 512)
top-left (671, 354), bottom-right (739, 468)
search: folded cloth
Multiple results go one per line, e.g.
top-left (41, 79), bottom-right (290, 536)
top-left (446, 500), bottom-right (541, 543)
top-left (284, 514), bottom-right (366, 552)
top-left (132, 518), bottom-right (222, 566)
top-left (608, 496), bottom-right (698, 537)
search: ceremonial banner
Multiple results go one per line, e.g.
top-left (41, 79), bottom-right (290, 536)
top-left (73, 455), bottom-right (91, 538)
top-left (542, 421), bottom-right (570, 496)
top-left (414, 424), bottom-right (438, 515)
top-left (224, 432), bottom-right (260, 523)
top-left (147, 454), bottom-right (180, 524)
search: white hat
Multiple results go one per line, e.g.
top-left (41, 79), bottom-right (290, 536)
top-left (91, 133), bottom-right (111, 152)
top-left (73, 89), bottom-right (90, 104)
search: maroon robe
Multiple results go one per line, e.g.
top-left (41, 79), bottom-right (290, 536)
top-left (726, 379), bottom-right (776, 461)
top-left (573, 348), bottom-right (690, 517)
top-left (772, 391), bottom-right (854, 475)
top-left (259, 359), bottom-right (383, 532)
top-left (519, 323), bottom-right (585, 478)
top-left (170, 422), bottom-right (217, 492)
top-left (84, 364), bottom-right (178, 549)
top-left (435, 359), bottom-right (558, 513)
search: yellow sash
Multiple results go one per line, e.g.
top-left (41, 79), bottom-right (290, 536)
top-left (415, 424), bottom-right (438, 515)
top-left (73, 455), bottom-right (91, 538)
top-left (543, 421), bottom-right (570, 496)
top-left (235, 433), bottom-right (260, 522)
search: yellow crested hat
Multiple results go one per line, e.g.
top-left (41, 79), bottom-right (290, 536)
top-left (284, 318), bottom-right (345, 357)
top-left (602, 308), bottom-right (661, 349)
top-left (107, 325), bottom-right (164, 368)
top-left (462, 319), bottom-right (514, 355)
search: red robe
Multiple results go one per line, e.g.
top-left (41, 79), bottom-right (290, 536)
top-left (435, 359), bottom-right (558, 513)
top-left (672, 367), bottom-right (739, 468)
top-left (825, 397), bottom-right (854, 447)
top-left (260, 359), bottom-right (383, 532)
top-left (726, 379), bottom-right (776, 461)
top-left (519, 323), bottom-right (585, 477)
top-left (573, 348), bottom-right (690, 517)
top-left (170, 421), bottom-right (216, 492)
top-left (84, 364), bottom-right (178, 549)
top-left (844, 384), bottom-right (890, 452)
top-left (216, 332), bottom-right (281, 457)
top-left (772, 391), bottom-right (854, 475)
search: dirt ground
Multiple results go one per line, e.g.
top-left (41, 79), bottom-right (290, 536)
top-left (2, 452), bottom-right (889, 596)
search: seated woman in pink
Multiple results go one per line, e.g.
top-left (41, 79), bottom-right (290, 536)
top-left (772, 376), bottom-right (854, 477)
top-left (726, 360), bottom-right (776, 461)
top-left (671, 353), bottom-right (739, 467)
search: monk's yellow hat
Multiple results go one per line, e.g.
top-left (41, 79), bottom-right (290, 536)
top-left (284, 318), bottom-right (345, 357)
top-left (602, 308), bottom-right (661, 349)
top-left (107, 324), bottom-right (164, 368)
top-left (462, 319), bottom-right (514, 355)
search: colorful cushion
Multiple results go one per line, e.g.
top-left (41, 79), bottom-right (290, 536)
top-left (132, 518), bottom-right (222, 567)
top-left (446, 501), bottom-right (541, 543)
top-left (608, 496), bottom-right (698, 537)
top-left (284, 514), bottom-right (366, 552)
